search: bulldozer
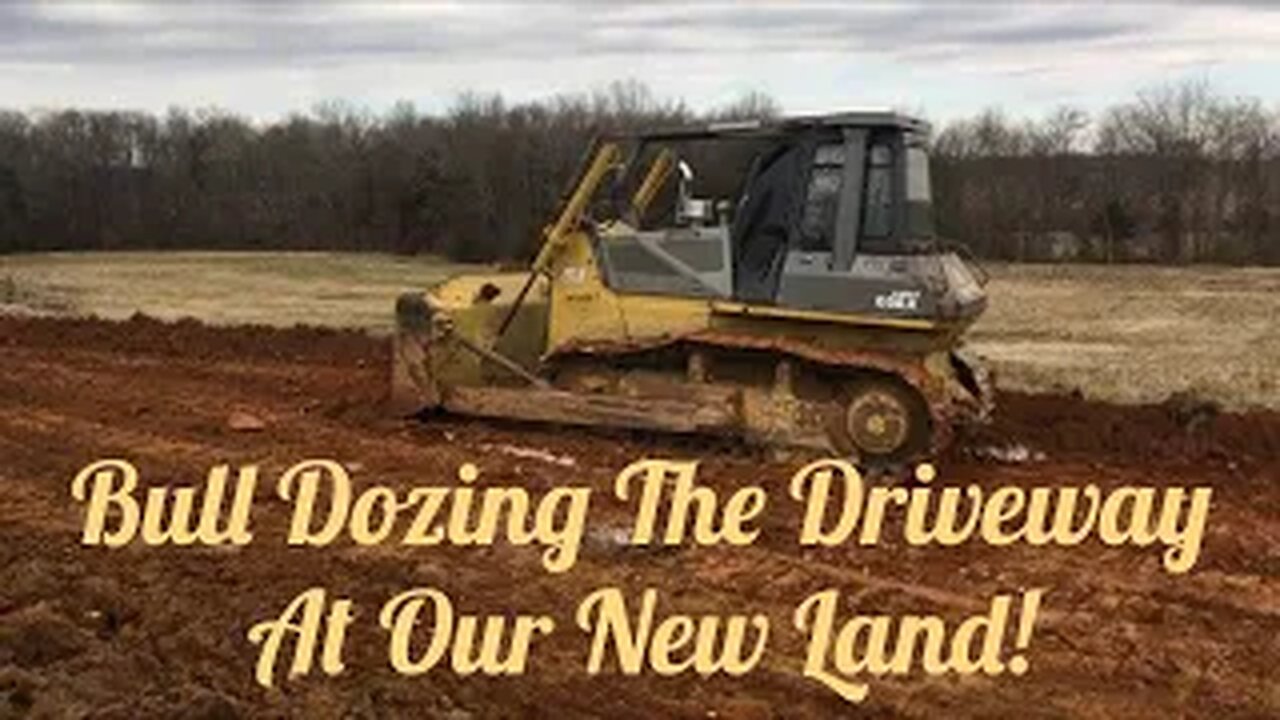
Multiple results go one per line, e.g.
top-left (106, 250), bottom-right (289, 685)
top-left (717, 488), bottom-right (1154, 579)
top-left (391, 111), bottom-right (993, 464)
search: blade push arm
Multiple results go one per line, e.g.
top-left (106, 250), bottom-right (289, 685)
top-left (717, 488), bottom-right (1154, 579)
top-left (531, 141), bottom-right (623, 274)
top-left (628, 147), bottom-right (675, 226)
top-left (495, 140), bottom-right (622, 341)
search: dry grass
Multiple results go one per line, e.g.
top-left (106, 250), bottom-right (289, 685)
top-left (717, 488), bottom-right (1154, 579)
top-left (3, 252), bottom-right (1277, 410)
top-left (971, 263), bottom-right (1280, 410)
top-left (0, 251), bottom-right (485, 332)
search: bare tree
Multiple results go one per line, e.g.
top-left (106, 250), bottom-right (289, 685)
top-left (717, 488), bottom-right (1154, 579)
top-left (1, 79), bottom-right (1277, 266)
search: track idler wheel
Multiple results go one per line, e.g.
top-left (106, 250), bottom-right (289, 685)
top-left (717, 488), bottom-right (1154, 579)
top-left (837, 378), bottom-right (931, 465)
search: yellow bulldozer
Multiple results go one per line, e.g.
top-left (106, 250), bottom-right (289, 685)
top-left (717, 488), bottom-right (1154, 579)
top-left (391, 112), bottom-right (992, 464)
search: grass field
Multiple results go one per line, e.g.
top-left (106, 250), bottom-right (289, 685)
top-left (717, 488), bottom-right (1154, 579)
top-left (3, 251), bottom-right (1278, 410)
top-left (0, 251), bottom-right (485, 331)
top-left (970, 263), bottom-right (1280, 410)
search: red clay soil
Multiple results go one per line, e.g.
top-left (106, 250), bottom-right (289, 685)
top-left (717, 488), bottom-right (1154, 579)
top-left (0, 314), bottom-right (1276, 719)
top-left (968, 390), bottom-right (1280, 471)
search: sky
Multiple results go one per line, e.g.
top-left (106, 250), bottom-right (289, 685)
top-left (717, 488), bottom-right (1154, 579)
top-left (1, 1), bottom-right (1279, 123)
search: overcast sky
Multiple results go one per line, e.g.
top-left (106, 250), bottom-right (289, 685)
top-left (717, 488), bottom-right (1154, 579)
top-left (1, 1), bottom-right (1278, 122)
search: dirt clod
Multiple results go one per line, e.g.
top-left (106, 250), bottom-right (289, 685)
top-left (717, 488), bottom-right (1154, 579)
top-left (0, 605), bottom-right (88, 669)
top-left (226, 410), bottom-right (267, 432)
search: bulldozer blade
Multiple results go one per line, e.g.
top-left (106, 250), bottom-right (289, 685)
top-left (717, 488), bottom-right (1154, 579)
top-left (439, 385), bottom-right (740, 435)
top-left (390, 330), bottom-right (440, 415)
top-left (391, 318), bottom-right (741, 437)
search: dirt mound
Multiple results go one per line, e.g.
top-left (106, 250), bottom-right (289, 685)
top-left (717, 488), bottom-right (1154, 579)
top-left (970, 390), bottom-right (1280, 470)
top-left (0, 313), bottom-right (383, 368)
top-left (6, 312), bottom-right (1275, 469)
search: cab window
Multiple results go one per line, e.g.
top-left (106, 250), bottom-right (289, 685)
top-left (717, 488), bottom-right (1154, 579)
top-left (862, 143), bottom-right (894, 239)
top-left (797, 143), bottom-right (844, 252)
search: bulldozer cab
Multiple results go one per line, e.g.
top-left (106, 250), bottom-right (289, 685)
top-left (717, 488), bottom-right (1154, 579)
top-left (392, 111), bottom-right (994, 462)
top-left (594, 112), bottom-right (984, 323)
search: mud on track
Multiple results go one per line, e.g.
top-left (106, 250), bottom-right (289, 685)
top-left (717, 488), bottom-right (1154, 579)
top-left (0, 315), bottom-right (1277, 719)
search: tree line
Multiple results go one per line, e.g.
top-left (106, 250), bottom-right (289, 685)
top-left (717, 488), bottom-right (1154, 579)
top-left (1, 79), bottom-right (1277, 264)
top-left (933, 81), bottom-right (1280, 264)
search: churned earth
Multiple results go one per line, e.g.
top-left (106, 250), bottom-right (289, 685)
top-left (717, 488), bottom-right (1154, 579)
top-left (0, 314), bottom-right (1276, 719)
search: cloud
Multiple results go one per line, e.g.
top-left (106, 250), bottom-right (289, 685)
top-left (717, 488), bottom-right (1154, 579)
top-left (0, 3), bottom-right (1201, 64)
top-left (0, 2), bottom-right (1276, 119)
